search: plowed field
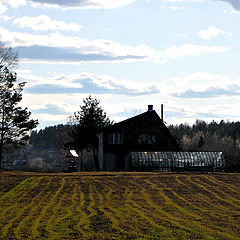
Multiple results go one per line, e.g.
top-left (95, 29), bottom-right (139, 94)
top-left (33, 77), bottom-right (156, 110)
top-left (0, 172), bottom-right (240, 239)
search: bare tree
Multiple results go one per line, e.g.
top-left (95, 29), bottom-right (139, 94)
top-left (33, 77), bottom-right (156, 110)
top-left (0, 42), bottom-right (18, 69)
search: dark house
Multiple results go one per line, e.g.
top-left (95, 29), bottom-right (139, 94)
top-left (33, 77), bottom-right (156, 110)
top-left (98, 105), bottom-right (181, 171)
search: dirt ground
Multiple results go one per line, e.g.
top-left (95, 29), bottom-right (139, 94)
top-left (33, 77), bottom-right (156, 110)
top-left (0, 172), bottom-right (240, 239)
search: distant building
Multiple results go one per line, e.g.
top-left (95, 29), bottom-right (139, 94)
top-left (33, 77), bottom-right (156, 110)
top-left (13, 159), bottom-right (28, 170)
top-left (98, 105), bottom-right (181, 171)
top-left (2, 158), bottom-right (13, 171)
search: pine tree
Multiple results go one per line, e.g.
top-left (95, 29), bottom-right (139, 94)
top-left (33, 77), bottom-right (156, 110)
top-left (69, 95), bottom-right (112, 170)
top-left (0, 67), bottom-right (38, 170)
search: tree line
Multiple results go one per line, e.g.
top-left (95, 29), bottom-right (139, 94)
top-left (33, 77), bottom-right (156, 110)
top-left (169, 120), bottom-right (240, 171)
top-left (28, 118), bottom-right (240, 171)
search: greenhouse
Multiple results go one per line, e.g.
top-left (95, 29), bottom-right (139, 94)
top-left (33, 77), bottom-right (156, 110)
top-left (130, 151), bottom-right (225, 172)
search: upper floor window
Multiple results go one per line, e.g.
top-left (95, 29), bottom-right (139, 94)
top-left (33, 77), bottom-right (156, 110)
top-left (138, 134), bottom-right (156, 144)
top-left (108, 133), bottom-right (124, 144)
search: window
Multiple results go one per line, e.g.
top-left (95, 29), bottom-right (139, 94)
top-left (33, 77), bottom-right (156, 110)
top-left (138, 134), bottom-right (156, 144)
top-left (108, 133), bottom-right (124, 144)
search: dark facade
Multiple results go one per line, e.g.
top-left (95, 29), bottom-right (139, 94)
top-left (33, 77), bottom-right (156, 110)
top-left (99, 108), bottom-right (181, 171)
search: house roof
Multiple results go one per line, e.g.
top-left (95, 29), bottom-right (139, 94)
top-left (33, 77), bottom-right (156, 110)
top-left (105, 110), bottom-right (162, 130)
top-left (103, 109), bottom-right (182, 151)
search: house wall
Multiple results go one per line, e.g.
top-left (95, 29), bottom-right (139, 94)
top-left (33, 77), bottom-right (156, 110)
top-left (100, 133), bottom-right (119, 171)
top-left (81, 149), bottom-right (95, 170)
top-left (125, 154), bottom-right (131, 171)
top-left (99, 110), bottom-right (181, 171)
top-left (103, 152), bottom-right (117, 171)
top-left (98, 132), bottom-right (104, 170)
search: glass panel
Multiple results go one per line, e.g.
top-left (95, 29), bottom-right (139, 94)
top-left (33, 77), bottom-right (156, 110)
top-left (109, 133), bottom-right (124, 144)
top-left (130, 151), bottom-right (223, 169)
top-left (138, 134), bottom-right (156, 144)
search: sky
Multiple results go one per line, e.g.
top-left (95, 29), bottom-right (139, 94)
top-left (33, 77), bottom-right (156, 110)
top-left (1, 0), bottom-right (240, 129)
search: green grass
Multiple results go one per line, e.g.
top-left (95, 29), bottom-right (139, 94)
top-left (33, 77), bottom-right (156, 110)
top-left (0, 172), bottom-right (240, 239)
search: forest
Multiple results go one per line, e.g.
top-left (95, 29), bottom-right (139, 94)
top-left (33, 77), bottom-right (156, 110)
top-left (169, 120), bottom-right (240, 170)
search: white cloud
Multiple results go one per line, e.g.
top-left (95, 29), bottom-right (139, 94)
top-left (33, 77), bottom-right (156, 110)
top-left (0, 15), bottom-right (13, 22)
top-left (18, 70), bottom-right (164, 127)
top-left (162, 5), bottom-right (184, 9)
top-left (19, 70), bottom-right (238, 100)
top-left (169, 72), bottom-right (234, 93)
top-left (154, 44), bottom-right (229, 63)
top-left (18, 70), bottom-right (83, 89)
top-left (18, 70), bottom-right (162, 95)
top-left (3, 0), bottom-right (26, 8)
top-left (19, 70), bottom-right (240, 128)
top-left (169, 5), bottom-right (184, 9)
top-left (176, 33), bottom-right (187, 38)
top-left (0, 26), bottom-right (229, 64)
top-left (30, 112), bottom-right (68, 126)
top-left (0, 2), bottom-right (8, 14)
top-left (198, 26), bottom-right (231, 40)
top-left (0, 26), bottom-right (154, 63)
top-left (220, 0), bottom-right (240, 11)
top-left (13, 15), bottom-right (82, 32)
top-left (162, 0), bottom-right (203, 2)
top-left (29, 0), bottom-right (135, 9)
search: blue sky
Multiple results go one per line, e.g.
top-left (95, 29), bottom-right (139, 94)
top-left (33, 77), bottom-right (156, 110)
top-left (1, 0), bottom-right (240, 129)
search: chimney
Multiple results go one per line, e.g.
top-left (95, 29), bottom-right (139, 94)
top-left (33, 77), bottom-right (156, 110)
top-left (148, 105), bottom-right (153, 111)
top-left (161, 104), bottom-right (163, 121)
